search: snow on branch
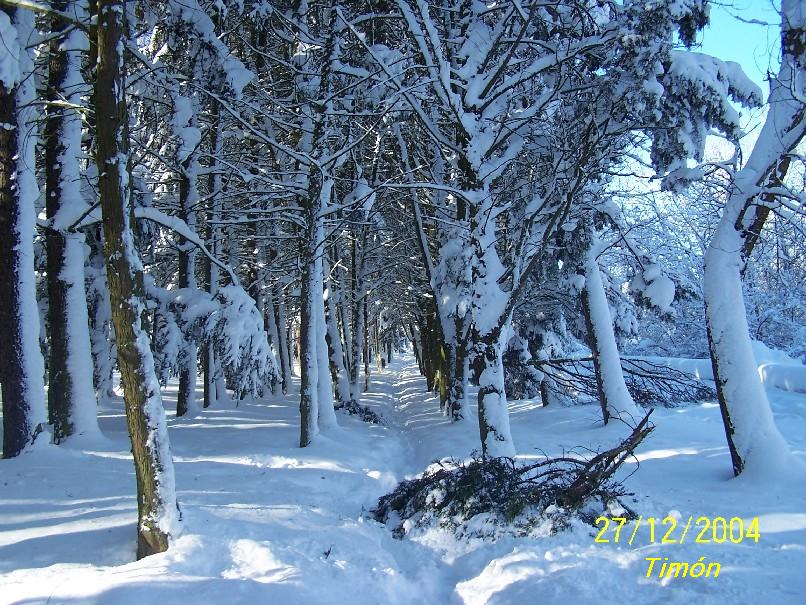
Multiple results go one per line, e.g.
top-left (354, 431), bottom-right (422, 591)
top-left (135, 206), bottom-right (239, 285)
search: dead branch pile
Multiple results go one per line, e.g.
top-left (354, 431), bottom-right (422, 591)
top-left (373, 412), bottom-right (653, 539)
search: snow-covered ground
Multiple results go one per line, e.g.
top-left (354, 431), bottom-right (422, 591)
top-left (2, 354), bottom-right (805, 604)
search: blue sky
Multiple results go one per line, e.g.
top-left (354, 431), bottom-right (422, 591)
top-left (698, 0), bottom-right (782, 98)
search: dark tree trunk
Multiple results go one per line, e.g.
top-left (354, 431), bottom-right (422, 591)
top-left (203, 98), bottom-right (223, 408)
top-left (275, 286), bottom-right (291, 393)
top-left (45, 1), bottom-right (98, 441)
top-left (324, 266), bottom-right (350, 408)
top-left (298, 252), bottom-right (317, 447)
top-left (176, 153), bottom-right (198, 417)
top-left (363, 294), bottom-right (370, 392)
top-left (446, 314), bottom-right (466, 421)
top-left (96, 0), bottom-right (177, 557)
top-left (176, 243), bottom-right (195, 416)
top-left (44, 0), bottom-right (74, 441)
top-left (265, 283), bottom-right (283, 396)
top-left (350, 232), bottom-right (367, 400)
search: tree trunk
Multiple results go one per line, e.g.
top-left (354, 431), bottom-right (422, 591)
top-left (540, 377), bottom-right (553, 408)
top-left (0, 7), bottom-right (47, 459)
top-left (350, 234), bottom-right (367, 400)
top-left (275, 286), bottom-right (292, 391)
top-left (580, 244), bottom-right (638, 425)
top-left (176, 238), bottom-right (198, 416)
top-left (313, 224), bottom-right (337, 429)
top-left (46, 0), bottom-right (99, 442)
top-left (87, 225), bottom-right (116, 407)
top-left (298, 255), bottom-right (319, 447)
top-left (336, 244), bottom-right (354, 381)
top-left (468, 190), bottom-right (515, 458)
top-left (204, 98), bottom-right (227, 408)
top-left (703, 1), bottom-right (803, 477)
top-left (324, 258), bottom-right (351, 408)
top-left (446, 314), bottom-right (467, 421)
top-left (176, 138), bottom-right (200, 417)
top-left (96, 0), bottom-right (178, 557)
top-left (363, 295), bottom-right (371, 392)
top-left (265, 285), bottom-right (283, 396)
top-left (475, 331), bottom-right (516, 458)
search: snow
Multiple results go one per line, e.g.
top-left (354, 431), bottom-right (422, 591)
top-left (583, 245), bottom-right (639, 420)
top-left (2, 0), bottom-right (805, 598)
top-left (633, 344), bottom-right (806, 395)
top-left (177, 126), bottom-right (201, 163)
top-left (60, 233), bottom-right (102, 442)
top-left (669, 52), bottom-right (763, 110)
top-left (759, 364), bottom-right (806, 394)
top-left (630, 264), bottom-right (676, 313)
top-left (750, 343), bottom-right (806, 395)
top-left (0, 11), bottom-right (19, 88)
top-left (135, 206), bottom-right (237, 285)
top-left (169, 0), bottom-right (253, 98)
top-left (3, 353), bottom-right (805, 603)
top-left (205, 285), bottom-right (280, 397)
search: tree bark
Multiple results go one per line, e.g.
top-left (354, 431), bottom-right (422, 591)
top-left (324, 257), bottom-right (351, 407)
top-left (87, 225), bottom-right (116, 406)
top-left (203, 97), bottom-right (227, 407)
top-left (298, 253), bottom-right (318, 447)
top-left (96, 0), bottom-right (178, 557)
top-left (265, 284), bottom-right (283, 396)
top-left (474, 330), bottom-right (516, 458)
top-left (275, 286), bottom-right (292, 392)
top-left (363, 293), bottom-right (371, 392)
top-left (44, 0), bottom-right (100, 443)
top-left (446, 314), bottom-right (467, 421)
top-left (350, 233), bottom-right (367, 400)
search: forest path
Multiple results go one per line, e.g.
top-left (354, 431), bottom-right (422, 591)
top-left (0, 353), bottom-right (461, 604)
top-left (361, 353), bottom-right (479, 470)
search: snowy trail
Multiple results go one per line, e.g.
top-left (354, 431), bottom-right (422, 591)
top-left (0, 356), bottom-right (456, 604)
top-left (2, 353), bottom-right (806, 604)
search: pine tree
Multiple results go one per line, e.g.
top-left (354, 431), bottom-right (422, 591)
top-left (95, 0), bottom-right (179, 557)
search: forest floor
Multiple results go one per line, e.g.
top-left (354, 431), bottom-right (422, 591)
top-left (1, 354), bottom-right (806, 604)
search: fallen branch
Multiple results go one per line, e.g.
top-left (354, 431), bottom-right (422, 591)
top-left (529, 357), bottom-right (714, 406)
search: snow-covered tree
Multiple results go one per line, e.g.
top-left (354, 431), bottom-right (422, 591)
top-left (703, 0), bottom-right (805, 477)
top-left (0, 6), bottom-right (47, 458)
top-left (44, 0), bottom-right (101, 443)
